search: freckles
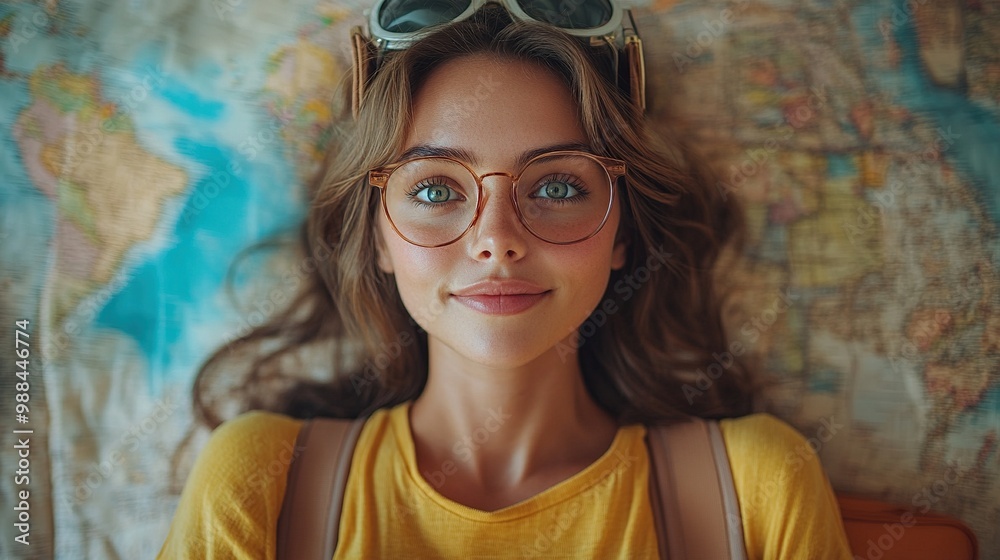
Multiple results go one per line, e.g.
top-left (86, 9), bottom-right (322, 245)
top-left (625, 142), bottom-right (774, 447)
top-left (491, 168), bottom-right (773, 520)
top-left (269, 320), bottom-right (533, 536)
top-left (387, 241), bottom-right (456, 296)
top-left (396, 245), bottom-right (453, 273)
top-left (555, 235), bottom-right (615, 265)
top-left (381, 220), bottom-right (431, 270)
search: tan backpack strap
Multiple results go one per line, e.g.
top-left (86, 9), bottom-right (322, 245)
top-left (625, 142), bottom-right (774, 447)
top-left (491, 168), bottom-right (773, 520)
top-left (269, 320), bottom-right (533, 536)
top-left (646, 418), bottom-right (747, 560)
top-left (706, 421), bottom-right (747, 559)
top-left (276, 417), bottom-right (367, 560)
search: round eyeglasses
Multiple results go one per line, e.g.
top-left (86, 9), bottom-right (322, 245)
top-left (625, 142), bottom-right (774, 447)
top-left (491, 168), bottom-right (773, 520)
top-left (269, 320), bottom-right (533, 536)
top-left (368, 150), bottom-right (626, 248)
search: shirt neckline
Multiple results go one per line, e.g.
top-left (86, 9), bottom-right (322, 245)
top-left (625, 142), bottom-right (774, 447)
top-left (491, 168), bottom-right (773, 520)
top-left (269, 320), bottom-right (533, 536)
top-left (387, 400), bottom-right (641, 523)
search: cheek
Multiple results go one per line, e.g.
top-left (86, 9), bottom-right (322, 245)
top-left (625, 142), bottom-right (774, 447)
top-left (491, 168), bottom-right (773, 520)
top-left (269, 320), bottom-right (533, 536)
top-left (384, 234), bottom-right (447, 279)
top-left (379, 228), bottom-right (455, 324)
top-left (385, 247), bottom-right (431, 327)
top-left (377, 211), bottom-right (442, 275)
top-left (562, 244), bottom-right (615, 295)
top-left (375, 211), bottom-right (394, 273)
top-left (549, 221), bottom-right (622, 316)
top-left (565, 208), bottom-right (622, 276)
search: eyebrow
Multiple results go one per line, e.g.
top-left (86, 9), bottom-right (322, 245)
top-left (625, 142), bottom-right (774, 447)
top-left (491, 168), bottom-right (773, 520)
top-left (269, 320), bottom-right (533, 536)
top-left (396, 141), bottom-right (594, 169)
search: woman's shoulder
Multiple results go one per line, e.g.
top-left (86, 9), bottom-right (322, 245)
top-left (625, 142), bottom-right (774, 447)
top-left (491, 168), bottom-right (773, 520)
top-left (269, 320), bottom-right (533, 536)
top-left (716, 413), bottom-right (852, 558)
top-left (199, 410), bottom-right (305, 474)
top-left (157, 411), bottom-right (306, 558)
top-left (186, 411), bottom-right (305, 504)
top-left (715, 412), bottom-right (836, 506)
top-left (717, 412), bottom-right (817, 462)
top-left (210, 410), bottom-right (304, 444)
top-left (717, 410), bottom-right (798, 433)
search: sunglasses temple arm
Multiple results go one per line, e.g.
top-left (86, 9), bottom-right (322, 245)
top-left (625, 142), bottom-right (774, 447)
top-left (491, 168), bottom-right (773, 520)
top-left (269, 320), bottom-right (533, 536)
top-left (622, 10), bottom-right (645, 113)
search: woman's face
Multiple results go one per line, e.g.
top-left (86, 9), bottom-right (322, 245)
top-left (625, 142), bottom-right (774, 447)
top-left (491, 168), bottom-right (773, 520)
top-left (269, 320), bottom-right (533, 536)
top-left (376, 54), bottom-right (627, 369)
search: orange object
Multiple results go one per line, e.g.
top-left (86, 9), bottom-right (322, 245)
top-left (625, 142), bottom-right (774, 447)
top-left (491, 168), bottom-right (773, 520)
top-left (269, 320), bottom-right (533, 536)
top-left (837, 493), bottom-right (979, 560)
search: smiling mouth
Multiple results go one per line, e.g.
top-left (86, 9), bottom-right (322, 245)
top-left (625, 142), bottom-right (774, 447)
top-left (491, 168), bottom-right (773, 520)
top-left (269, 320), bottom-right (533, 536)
top-left (451, 292), bottom-right (550, 316)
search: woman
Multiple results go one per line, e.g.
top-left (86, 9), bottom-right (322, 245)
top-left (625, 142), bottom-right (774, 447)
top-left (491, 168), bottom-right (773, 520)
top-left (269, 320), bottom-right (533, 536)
top-left (158, 2), bottom-right (852, 558)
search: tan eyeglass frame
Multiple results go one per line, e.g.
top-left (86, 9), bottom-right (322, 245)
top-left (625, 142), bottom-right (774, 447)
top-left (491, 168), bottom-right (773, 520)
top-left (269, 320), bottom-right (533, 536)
top-left (368, 150), bottom-right (627, 247)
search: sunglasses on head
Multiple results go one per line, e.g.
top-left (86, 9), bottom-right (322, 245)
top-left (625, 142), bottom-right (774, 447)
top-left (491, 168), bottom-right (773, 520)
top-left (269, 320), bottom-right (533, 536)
top-left (349, 0), bottom-right (646, 118)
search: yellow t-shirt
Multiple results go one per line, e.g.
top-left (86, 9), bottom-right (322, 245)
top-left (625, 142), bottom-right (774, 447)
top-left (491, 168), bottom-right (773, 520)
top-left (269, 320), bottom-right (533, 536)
top-left (157, 402), bottom-right (852, 559)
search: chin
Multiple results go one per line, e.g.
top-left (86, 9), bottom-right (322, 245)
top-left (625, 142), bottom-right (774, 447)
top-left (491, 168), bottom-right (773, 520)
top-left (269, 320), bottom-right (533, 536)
top-left (444, 328), bottom-right (564, 369)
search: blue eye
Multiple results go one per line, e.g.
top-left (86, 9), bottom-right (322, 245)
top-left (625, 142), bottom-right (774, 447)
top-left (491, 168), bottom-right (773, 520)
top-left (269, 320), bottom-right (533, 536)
top-left (418, 185), bottom-right (454, 203)
top-left (406, 177), bottom-right (463, 205)
top-left (532, 175), bottom-right (588, 201)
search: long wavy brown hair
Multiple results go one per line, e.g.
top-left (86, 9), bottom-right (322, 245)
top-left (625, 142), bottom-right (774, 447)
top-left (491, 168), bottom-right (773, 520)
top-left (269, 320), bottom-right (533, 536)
top-left (190, 6), bottom-right (755, 434)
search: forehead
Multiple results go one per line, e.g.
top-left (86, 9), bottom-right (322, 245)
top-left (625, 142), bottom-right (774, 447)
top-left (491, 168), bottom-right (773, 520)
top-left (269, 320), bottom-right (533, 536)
top-left (403, 54), bottom-right (589, 168)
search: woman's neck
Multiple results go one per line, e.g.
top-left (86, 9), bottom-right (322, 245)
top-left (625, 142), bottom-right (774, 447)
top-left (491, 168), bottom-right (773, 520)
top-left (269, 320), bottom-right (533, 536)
top-left (408, 335), bottom-right (619, 510)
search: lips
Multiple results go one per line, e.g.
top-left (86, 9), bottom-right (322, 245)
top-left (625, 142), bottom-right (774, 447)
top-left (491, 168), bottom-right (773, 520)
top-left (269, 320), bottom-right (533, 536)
top-left (451, 279), bottom-right (550, 316)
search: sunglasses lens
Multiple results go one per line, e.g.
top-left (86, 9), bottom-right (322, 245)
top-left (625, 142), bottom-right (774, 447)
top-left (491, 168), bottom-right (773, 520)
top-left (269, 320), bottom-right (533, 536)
top-left (520, 0), bottom-right (613, 29)
top-left (379, 0), bottom-right (473, 33)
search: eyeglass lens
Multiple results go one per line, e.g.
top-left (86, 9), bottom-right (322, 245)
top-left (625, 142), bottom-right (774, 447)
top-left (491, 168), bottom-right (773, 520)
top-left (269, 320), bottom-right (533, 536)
top-left (381, 154), bottom-right (613, 246)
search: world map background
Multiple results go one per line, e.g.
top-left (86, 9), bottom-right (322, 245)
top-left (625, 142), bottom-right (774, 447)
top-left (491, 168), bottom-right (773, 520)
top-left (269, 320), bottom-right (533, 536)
top-left (0, 0), bottom-right (998, 557)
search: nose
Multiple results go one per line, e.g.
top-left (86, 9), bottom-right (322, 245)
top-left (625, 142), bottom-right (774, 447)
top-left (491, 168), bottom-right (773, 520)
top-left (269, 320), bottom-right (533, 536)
top-left (466, 174), bottom-right (529, 262)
